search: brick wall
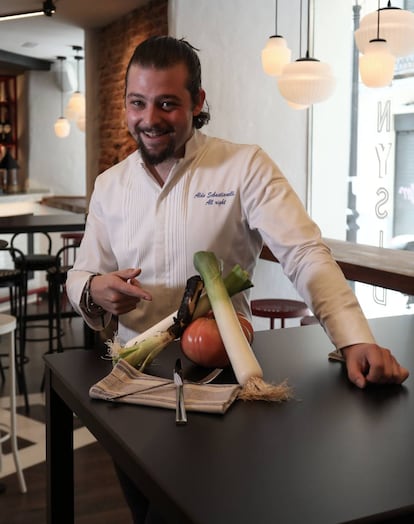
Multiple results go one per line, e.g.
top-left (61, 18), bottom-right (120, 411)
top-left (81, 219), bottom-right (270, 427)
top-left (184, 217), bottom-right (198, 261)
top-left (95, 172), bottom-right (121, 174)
top-left (98, 0), bottom-right (168, 173)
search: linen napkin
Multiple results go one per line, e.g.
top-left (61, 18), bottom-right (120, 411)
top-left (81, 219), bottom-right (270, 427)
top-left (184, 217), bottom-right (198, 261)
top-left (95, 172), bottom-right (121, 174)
top-left (89, 359), bottom-right (241, 415)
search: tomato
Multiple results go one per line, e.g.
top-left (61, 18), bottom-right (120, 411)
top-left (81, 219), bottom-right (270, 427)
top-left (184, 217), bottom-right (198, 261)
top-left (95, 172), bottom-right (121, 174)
top-left (180, 312), bottom-right (254, 368)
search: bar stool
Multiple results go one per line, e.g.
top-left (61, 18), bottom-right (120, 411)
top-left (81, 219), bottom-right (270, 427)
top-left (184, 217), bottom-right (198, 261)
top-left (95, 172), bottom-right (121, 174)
top-left (0, 242), bottom-right (28, 412)
top-left (0, 313), bottom-right (27, 493)
top-left (251, 298), bottom-right (310, 329)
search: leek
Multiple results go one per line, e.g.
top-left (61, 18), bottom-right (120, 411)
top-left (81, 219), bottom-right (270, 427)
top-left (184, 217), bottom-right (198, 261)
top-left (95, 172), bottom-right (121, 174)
top-left (194, 251), bottom-right (263, 386)
top-left (194, 251), bottom-right (292, 402)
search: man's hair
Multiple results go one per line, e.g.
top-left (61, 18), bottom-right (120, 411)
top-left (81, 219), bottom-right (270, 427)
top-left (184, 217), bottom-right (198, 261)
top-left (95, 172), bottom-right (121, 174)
top-left (125, 35), bottom-right (210, 129)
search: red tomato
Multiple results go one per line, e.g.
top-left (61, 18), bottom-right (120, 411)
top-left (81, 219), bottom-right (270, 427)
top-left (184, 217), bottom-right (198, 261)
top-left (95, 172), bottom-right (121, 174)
top-left (180, 312), bottom-right (254, 368)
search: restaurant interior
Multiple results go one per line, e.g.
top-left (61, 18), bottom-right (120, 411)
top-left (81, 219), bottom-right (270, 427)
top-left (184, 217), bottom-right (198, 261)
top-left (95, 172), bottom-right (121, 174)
top-left (0, 0), bottom-right (413, 522)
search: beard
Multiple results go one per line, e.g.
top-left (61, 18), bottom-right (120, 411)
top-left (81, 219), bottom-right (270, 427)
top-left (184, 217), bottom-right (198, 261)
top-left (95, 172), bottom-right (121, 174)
top-left (136, 126), bottom-right (176, 166)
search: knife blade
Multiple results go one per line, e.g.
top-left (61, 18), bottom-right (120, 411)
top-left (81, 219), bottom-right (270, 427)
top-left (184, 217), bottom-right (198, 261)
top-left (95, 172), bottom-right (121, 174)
top-left (174, 358), bottom-right (187, 425)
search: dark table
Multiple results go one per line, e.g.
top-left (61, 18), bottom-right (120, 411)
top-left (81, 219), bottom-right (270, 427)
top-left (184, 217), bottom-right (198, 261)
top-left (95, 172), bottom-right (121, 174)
top-left (0, 213), bottom-right (86, 234)
top-left (260, 238), bottom-right (414, 295)
top-left (44, 315), bottom-right (414, 524)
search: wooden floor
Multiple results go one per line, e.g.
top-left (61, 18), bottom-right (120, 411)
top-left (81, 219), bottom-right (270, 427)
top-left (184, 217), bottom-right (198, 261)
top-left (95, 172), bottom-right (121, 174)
top-left (0, 298), bottom-right (133, 523)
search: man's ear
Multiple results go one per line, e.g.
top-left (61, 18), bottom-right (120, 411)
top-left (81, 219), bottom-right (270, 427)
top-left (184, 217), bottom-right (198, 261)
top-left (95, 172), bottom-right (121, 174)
top-left (193, 88), bottom-right (206, 115)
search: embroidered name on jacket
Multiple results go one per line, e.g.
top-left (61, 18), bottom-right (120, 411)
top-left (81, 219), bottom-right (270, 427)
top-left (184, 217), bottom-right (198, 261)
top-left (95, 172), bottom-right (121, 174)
top-left (194, 190), bottom-right (236, 206)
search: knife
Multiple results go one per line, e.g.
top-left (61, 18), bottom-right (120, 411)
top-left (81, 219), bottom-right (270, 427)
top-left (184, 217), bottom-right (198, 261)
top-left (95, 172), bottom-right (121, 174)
top-left (174, 358), bottom-right (187, 425)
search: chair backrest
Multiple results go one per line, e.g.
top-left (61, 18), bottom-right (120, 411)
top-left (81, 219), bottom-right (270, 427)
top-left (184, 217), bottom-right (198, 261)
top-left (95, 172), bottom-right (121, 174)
top-left (11, 231), bottom-right (53, 256)
top-left (0, 240), bottom-right (25, 269)
top-left (54, 236), bottom-right (82, 270)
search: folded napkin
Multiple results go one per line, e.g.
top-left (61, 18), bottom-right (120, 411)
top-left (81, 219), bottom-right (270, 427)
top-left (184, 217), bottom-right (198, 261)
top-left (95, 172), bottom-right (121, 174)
top-left (328, 348), bottom-right (346, 363)
top-left (89, 359), bottom-right (240, 415)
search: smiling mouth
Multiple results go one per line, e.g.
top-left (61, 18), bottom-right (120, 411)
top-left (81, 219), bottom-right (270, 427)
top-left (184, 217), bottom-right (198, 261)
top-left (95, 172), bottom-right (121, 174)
top-left (139, 127), bottom-right (173, 139)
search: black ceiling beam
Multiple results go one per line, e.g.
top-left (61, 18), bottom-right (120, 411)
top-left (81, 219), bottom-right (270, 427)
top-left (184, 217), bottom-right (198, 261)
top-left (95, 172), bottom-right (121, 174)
top-left (0, 49), bottom-right (52, 72)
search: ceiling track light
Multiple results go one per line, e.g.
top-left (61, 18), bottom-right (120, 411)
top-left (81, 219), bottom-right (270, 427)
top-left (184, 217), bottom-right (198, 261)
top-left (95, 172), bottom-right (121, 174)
top-left (0, 0), bottom-right (56, 22)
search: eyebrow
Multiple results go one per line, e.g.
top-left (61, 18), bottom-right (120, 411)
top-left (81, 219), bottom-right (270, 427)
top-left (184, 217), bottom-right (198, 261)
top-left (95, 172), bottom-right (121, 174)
top-left (126, 93), bottom-right (182, 102)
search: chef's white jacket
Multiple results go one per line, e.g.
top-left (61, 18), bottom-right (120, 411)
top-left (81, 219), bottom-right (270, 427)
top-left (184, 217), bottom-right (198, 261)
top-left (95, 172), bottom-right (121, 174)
top-left (67, 130), bottom-right (375, 348)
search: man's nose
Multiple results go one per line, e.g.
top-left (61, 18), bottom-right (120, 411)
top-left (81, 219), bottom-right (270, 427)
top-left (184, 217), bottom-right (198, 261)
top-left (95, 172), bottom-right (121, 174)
top-left (142, 104), bottom-right (161, 126)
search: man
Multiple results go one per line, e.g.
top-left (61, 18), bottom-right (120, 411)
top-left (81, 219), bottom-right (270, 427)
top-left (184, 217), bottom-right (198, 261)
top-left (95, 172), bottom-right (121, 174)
top-left (66, 35), bottom-right (408, 522)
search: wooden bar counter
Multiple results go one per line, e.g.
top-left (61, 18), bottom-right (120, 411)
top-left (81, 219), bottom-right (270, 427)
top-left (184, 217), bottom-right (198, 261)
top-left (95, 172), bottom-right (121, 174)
top-left (260, 238), bottom-right (414, 296)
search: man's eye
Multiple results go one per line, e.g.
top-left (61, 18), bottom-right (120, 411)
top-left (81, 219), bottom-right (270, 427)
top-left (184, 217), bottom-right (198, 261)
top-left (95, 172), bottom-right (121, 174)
top-left (160, 101), bottom-right (177, 110)
top-left (131, 100), bottom-right (144, 108)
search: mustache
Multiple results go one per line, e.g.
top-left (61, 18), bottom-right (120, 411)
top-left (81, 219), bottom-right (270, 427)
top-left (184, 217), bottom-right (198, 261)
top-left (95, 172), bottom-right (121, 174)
top-left (135, 125), bottom-right (174, 135)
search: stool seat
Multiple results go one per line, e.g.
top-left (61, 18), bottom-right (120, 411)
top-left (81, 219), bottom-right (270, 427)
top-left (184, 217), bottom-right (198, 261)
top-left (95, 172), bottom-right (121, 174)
top-left (251, 299), bottom-right (310, 329)
top-left (0, 313), bottom-right (27, 493)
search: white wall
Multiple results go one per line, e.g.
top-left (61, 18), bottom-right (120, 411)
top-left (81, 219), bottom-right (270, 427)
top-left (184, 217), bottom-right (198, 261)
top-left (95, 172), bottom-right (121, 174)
top-left (169, 0), bottom-right (311, 328)
top-left (169, 0), bottom-right (308, 199)
top-left (27, 69), bottom-right (86, 196)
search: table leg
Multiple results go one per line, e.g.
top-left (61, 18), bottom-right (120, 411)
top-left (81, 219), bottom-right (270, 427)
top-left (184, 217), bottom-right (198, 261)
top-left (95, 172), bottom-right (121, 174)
top-left (45, 367), bottom-right (74, 524)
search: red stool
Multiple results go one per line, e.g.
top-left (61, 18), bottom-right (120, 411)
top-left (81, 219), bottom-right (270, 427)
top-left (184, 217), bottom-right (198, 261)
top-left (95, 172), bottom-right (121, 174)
top-left (251, 299), bottom-right (310, 329)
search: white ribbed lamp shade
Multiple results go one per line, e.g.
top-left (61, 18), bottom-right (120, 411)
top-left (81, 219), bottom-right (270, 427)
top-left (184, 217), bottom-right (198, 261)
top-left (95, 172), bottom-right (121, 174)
top-left (359, 39), bottom-right (395, 87)
top-left (65, 91), bottom-right (86, 120)
top-left (261, 36), bottom-right (292, 77)
top-left (355, 7), bottom-right (414, 57)
top-left (76, 113), bottom-right (86, 132)
top-left (54, 117), bottom-right (71, 138)
top-left (278, 58), bottom-right (336, 106)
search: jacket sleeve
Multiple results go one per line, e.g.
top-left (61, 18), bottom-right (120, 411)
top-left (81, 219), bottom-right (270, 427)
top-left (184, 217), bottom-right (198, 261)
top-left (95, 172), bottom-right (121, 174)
top-left (242, 148), bottom-right (375, 350)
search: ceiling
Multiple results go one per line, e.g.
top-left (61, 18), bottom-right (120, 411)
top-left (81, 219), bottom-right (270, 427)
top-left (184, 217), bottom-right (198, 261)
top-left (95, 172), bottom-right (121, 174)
top-left (0, 0), bottom-right (148, 68)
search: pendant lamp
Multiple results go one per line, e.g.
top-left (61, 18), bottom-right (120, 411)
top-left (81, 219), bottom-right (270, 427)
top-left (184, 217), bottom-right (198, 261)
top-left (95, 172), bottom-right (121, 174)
top-left (277, 0), bottom-right (335, 108)
top-left (261, 0), bottom-right (291, 77)
top-left (355, 1), bottom-right (414, 57)
top-left (65, 46), bottom-right (86, 121)
top-left (76, 114), bottom-right (86, 132)
top-left (359, 1), bottom-right (395, 88)
top-left (54, 57), bottom-right (70, 138)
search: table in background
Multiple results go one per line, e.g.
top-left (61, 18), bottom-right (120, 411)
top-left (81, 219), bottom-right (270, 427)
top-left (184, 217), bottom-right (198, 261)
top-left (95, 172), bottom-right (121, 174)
top-left (260, 238), bottom-right (414, 295)
top-left (44, 315), bottom-right (414, 524)
top-left (0, 213), bottom-right (86, 235)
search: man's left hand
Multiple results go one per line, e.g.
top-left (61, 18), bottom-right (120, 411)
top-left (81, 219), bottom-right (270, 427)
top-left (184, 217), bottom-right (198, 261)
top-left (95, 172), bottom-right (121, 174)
top-left (341, 343), bottom-right (409, 389)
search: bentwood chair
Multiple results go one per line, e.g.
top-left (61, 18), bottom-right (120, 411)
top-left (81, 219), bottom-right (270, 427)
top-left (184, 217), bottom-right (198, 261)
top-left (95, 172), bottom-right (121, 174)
top-left (46, 237), bottom-right (83, 353)
top-left (9, 231), bottom-right (59, 399)
top-left (10, 231), bottom-right (56, 338)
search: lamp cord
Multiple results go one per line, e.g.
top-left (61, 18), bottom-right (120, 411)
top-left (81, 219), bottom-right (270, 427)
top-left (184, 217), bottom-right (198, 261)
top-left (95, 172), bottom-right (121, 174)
top-left (306, 0), bottom-right (311, 57)
top-left (58, 57), bottom-right (65, 117)
top-left (299, 0), bottom-right (302, 57)
top-left (377, 0), bottom-right (381, 40)
top-left (274, 0), bottom-right (278, 35)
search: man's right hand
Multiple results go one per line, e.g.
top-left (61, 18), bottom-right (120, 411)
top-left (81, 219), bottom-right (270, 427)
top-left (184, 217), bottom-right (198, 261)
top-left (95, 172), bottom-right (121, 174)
top-left (88, 268), bottom-right (152, 316)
